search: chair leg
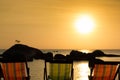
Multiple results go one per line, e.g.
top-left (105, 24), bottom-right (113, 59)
top-left (44, 67), bottom-right (48, 80)
top-left (44, 68), bottom-right (46, 80)
top-left (0, 67), bottom-right (3, 80)
top-left (71, 68), bottom-right (74, 80)
top-left (118, 66), bottom-right (120, 80)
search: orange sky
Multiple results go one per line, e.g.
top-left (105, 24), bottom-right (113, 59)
top-left (0, 0), bottom-right (120, 49)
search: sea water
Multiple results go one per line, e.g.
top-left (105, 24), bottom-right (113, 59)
top-left (0, 49), bottom-right (120, 80)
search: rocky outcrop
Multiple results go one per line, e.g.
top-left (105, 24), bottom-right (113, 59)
top-left (2, 44), bottom-right (44, 62)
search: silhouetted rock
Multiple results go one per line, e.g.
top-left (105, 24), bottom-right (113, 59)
top-left (2, 44), bottom-right (44, 62)
top-left (68, 49), bottom-right (120, 62)
top-left (66, 54), bottom-right (73, 61)
top-left (70, 50), bottom-right (88, 60)
top-left (33, 49), bottom-right (44, 59)
top-left (54, 54), bottom-right (66, 60)
top-left (69, 49), bottom-right (115, 61)
top-left (92, 50), bottom-right (105, 56)
top-left (105, 54), bottom-right (120, 57)
top-left (87, 50), bottom-right (105, 58)
top-left (44, 52), bottom-right (53, 61)
top-left (53, 54), bottom-right (71, 62)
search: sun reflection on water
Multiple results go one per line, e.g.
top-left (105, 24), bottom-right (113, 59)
top-left (79, 49), bottom-right (91, 53)
top-left (74, 61), bottom-right (90, 80)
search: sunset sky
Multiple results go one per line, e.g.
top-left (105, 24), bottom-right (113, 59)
top-left (0, 0), bottom-right (120, 49)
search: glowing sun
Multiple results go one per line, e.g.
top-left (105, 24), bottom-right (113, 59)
top-left (74, 14), bottom-right (95, 34)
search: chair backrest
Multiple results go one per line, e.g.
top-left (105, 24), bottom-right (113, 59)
top-left (44, 60), bottom-right (73, 80)
top-left (89, 62), bottom-right (119, 80)
top-left (49, 62), bottom-right (72, 80)
top-left (1, 62), bottom-right (30, 80)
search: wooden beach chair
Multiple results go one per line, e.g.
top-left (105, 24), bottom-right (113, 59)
top-left (1, 62), bottom-right (30, 80)
top-left (89, 60), bottom-right (120, 80)
top-left (44, 55), bottom-right (74, 80)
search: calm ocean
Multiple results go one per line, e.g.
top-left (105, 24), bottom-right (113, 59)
top-left (0, 49), bottom-right (120, 80)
